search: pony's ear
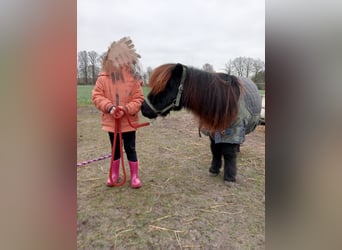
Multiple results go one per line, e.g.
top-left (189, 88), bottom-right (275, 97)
top-left (172, 63), bottom-right (183, 79)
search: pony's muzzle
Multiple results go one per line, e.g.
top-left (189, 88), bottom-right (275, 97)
top-left (141, 101), bottom-right (158, 119)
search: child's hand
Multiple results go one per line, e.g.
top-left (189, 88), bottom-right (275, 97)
top-left (112, 106), bottom-right (125, 118)
top-left (110, 106), bottom-right (115, 115)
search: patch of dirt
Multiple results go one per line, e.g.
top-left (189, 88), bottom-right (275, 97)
top-left (77, 106), bottom-right (265, 249)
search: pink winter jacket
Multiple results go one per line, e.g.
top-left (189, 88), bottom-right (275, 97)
top-left (92, 69), bottom-right (144, 133)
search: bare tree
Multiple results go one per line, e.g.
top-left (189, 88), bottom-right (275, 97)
top-left (224, 59), bottom-right (234, 75)
top-left (98, 52), bottom-right (106, 68)
top-left (244, 57), bottom-right (254, 78)
top-left (88, 51), bottom-right (99, 84)
top-left (252, 58), bottom-right (265, 79)
top-left (78, 50), bottom-right (89, 84)
top-left (232, 57), bottom-right (245, 77)
top-left (202, 63), bottom-right (214, 72)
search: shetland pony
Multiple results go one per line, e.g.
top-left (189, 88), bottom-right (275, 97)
top-left (141, 63), bottom-right (262, 184)
top-left (141, 63), bottom-right (261, 132)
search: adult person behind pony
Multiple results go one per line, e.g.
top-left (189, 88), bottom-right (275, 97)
top-left (201, 76), bottom-right (261, 186)
top-left (92, 37), bottom-right (144, 188)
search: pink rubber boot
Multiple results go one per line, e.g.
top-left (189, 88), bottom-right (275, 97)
top-left (106, 159), bottom-right (120, 186)
top-left (128, 161), bottom-right (142, 188)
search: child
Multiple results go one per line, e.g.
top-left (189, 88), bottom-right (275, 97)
top-left (92, 37), bottom-right (144, 188)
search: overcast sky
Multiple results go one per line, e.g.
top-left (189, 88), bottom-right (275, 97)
top-left (77, 0), bottom-right (264, 72)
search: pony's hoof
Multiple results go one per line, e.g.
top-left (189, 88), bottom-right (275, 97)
top-left (209, 172), bottom-right (219, 177)
top-left (208, 168), bottom-right (219, 177)
top-left (224, 181), bottom-right (237, 187)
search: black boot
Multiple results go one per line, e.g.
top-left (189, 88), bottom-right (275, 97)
top-left (209, 138), bottom-right (222, 176)
top-left (222, 143), bottom-right (239, 183)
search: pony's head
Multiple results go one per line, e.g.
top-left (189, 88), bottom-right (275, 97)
top-left (141, 63), bottom-right (186, 118)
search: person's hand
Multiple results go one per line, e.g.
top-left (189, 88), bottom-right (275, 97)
top-left (110, 106), bottom-right (115, 115)
top-left (112, 106), bottom-right (125, 118)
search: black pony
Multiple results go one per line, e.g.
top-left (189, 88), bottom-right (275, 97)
top-left (141, 63), bottom-right (261, 131)
top-left (141, 63), bottom-right (262, 185)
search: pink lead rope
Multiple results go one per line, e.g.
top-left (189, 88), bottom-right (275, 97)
top-left (77, 153), bottom-right (112, 167)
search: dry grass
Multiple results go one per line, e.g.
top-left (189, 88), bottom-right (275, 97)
top-left (77, 106), bottom-right (265, 249)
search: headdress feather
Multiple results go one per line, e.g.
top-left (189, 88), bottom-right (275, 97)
top-left (105, 36), bottom-right (141, 72)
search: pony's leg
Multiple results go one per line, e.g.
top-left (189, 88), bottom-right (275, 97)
top-left (222, 143), bottom-right (239, 184)
top-left (209, 138), bottom-right (222, 176)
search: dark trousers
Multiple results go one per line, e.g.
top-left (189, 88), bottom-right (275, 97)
top-left (108, 131), bottom-right (137, 161)
top-left (209, 137), bottom-right (239, 182)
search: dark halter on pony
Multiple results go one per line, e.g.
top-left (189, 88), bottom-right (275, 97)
top-left (144, 65), bottom-right (187, 115)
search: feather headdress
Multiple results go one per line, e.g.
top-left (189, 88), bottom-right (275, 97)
top-left (103, 36), bottom-right (141, 73)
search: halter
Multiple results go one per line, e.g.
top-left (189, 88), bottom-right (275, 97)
top-left (145, 65), bottom-right (187, 115)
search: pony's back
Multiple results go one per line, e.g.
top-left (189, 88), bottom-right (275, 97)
top-left (238, 77), bottom-right (262, 134)
top-left (239, 77), bottom-right (262, 115)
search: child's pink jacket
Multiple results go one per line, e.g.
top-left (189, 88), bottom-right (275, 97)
top-left (92, 69), bottom-right (144, 133)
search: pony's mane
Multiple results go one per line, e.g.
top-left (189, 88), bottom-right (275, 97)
top-left (182, 67), bottom-right (243, 132)
top-left (148, 64), bottom-right (175, 94)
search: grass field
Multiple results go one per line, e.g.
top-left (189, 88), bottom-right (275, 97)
top-left (77, 84), bottom-right (265, 248)
top-left (77, 85), bottom-right (93, 106)
top-left (77, 107), bottom-right (265, 249)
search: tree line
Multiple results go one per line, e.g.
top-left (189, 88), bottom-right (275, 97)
top-left (77, 50), bottom-right (265, 86)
